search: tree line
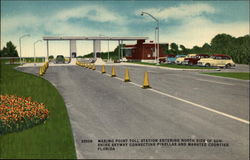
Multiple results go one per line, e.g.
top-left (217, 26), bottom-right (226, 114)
top-left (166, 34), bottom-right (250, 64)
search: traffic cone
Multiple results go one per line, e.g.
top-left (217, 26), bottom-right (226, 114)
top-left (142, 71), bottom-right (151, 89)
top-left (111, 66), bottom-right (116, 77)
top-left (41, 66), bottom-right (45, 74)
top-left (89, 63), bottom-right (92, 69)
top-left (124, 68), bottom-right (131, 82)
top-left (101, 65), bottom-right (106, 73)
top-left (39, 67), bottom-right (43, 76)
top-left (92, 64), bottom-right (96, 70)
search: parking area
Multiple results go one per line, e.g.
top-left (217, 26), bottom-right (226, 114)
top-left (17, 64), bottom-right (249, 159)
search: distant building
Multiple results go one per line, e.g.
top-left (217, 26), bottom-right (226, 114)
top-left (124, 40), bottom-right (168, 62)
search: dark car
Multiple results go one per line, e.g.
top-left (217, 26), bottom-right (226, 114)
top-left (183, 54), bottom-right (210, 65)
top-left (55, 55), bottom-right (65, 64)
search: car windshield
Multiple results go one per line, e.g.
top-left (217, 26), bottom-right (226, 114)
top-left (57, 55), bottom-right (64, 58)
top-left (177, 55), bottom-right (186, 58)
top-left (199, 55), bottom-right (209, 58)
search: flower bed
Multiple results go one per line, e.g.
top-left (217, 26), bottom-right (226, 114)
top-left (0, 95), bottom-right (49, 135)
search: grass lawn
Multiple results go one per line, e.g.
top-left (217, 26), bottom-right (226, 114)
top-left (0, 60), bottom-right (76, 159)
top-left (127, 61), bottom-right (214, 69)
top-left (202, 72), bottom-right (250, 80)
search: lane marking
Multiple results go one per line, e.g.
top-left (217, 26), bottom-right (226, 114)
top-left (93, 68), bottom-right (249, 124)
top-left (149, 89), bottom-right (249, 124)
top-left (196, 79), bottom-right (234, 86)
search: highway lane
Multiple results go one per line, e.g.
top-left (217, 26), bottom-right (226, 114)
top-left (101, 65), bottom-right (249, 121)
top-left (18, 65), bottom-right (249, 159)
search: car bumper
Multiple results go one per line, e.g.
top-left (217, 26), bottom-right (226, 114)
top-left (182, 61), bottom-right (189, 65)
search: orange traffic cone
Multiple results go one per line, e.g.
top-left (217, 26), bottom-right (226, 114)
top-left (124, 68), bottom-right (131, 82)
top-left (39, 67), bottom-right (43, 76)
top-left (101, 65), bottom-right (106, 73)
top-left (92, 64), bottom-right (96, 70)
top-left (142, 71), bottom-right (151, 89)
top-left (41, 66), bottom-right (45, 74)
top-left (89, 63), bottom-right (92, 69)
top-left (111, 66), bottom-right (116, 77)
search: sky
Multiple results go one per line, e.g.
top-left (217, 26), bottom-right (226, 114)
top-left (1, 0), bottom-right (249, 57)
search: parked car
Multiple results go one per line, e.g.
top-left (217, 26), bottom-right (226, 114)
top-left (175, 54), bottom-right (197, 64)
top-left (183, 54), bottom-right (210, 65)
top-left (55, 55), bottom-right (65, 64)
top-left (163, 54), bottom-right (175, 63)
top-left (166, 54), bottom-right (185, 64)
top-left (159, 57), bottom-right (167, 63)
top-left (197, 54), bottom-right (235, 68)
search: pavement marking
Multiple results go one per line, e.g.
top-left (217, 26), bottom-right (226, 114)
top-left (149, 89), bottom-right (249, 124)
top-left (196, 79), bottom-right (234, 86)
top-left (93, 68), bottom-right (249, 124)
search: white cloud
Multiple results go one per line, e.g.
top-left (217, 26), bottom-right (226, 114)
top-left (1, 14), bottom-right (40, 33)
top-left (136, 3), bottom-right (248, 48)
top-left (1, 4), bottom-right (129, 57)
top-left (160, 17), bottom-right (249, 48)
top-left (54, 5), bottom-right (124, 24)
top-left (137, 3), bottom-right (216, 21)
top-left (1, 2), bottom-right (248, 58)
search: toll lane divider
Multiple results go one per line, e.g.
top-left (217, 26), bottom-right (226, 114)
top-left (39, 61), bottom-right (49, 76)
top-left (84, 63), bottom-right (249, 125)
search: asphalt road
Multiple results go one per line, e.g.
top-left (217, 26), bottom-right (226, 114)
top-left (18, 64), bottom-right (249, 159)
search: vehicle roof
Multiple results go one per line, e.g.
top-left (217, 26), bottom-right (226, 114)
top-left (187, 54), bottom-right (197, 56)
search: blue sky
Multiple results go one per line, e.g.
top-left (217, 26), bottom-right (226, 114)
top-left (1, 0), bottom-right (249, 57)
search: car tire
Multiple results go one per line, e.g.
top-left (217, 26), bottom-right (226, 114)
top-left (188, 62), bottom-right (193, 65)
top-left (225, 63), bottom-right (231, 69)
top-left (205, 63), bottom-right (211, 67)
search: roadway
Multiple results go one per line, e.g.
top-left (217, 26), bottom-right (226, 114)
top-left (18, 64), bottom-right (249, 159)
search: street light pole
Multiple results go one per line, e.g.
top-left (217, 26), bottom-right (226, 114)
top-left (33, 40), bottom-right (42, 65)
top-left (141, 11), bottom-right (160, 65)
top-left (19, 34), bottom-right (30, 64)
top-left (154, 27), bottom-right (157, 63)
top-left (108, 38), bottom-right (110, 61)
top-left (157, 21), bottom-right (160, 65)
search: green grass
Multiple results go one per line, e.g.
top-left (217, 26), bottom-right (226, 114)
top-left (0, 60), bottom-right (76, 159)
top-left (127, 61), bottom-right (214, 69)
top-left (4, 58), bottom-right (45, 64)
top-left (202, 72), bottom-right (250, 80)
